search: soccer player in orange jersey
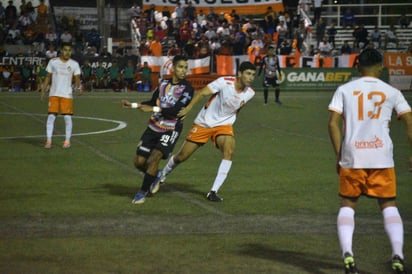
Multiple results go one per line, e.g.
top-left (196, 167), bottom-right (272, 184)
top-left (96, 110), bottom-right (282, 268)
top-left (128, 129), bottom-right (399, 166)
top-left (328, 48), bottom-right (412, 274)
top-left (151, 61), bottom-right (256, 202)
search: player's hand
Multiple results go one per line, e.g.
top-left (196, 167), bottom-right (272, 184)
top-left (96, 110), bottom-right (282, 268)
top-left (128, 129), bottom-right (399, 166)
top-left (121, 99), bottom-right (132, 108)
top-left (74, 86), bottom-right (83, 96)
top-left (178, 106), bottom-right (191, 118)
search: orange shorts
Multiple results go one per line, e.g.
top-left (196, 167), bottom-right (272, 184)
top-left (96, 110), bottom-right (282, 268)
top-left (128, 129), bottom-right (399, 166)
top-left (48, 96), bottom-right (73, 115)
top-left (339, 167), bottom-right (396, 198)
top-left (186, 124), bottom-right (234, 146)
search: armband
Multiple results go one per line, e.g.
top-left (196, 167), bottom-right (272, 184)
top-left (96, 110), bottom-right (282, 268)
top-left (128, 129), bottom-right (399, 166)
top-left (131, 102), bottom-right (139, 109)
top-left (153, 106), bottom-right (161, 113)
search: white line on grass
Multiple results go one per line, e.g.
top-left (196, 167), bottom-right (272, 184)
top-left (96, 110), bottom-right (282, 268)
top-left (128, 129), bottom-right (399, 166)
top-left (0, 112), bottom-right (127, 139)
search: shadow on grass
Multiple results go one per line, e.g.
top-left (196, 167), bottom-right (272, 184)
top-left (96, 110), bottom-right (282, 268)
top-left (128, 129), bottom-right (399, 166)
top-left (161, 182), bottom-right (206, 197)
top-left (11, 137), bottom-right (44, 147)
top-left (102, 183), bottom-right (137, 198)
top-left (239, 243), bottom-right (374, 274)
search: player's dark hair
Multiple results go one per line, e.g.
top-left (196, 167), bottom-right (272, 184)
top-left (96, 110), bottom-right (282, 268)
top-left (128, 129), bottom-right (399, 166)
top-left (239, 61), bottom-right (256, 72)
top-left (172, 55), bottom-right (188, 66)
top-left (60, 42), bottom-right (72, 49)
top-left (358, 48), bottom-right (382, 67)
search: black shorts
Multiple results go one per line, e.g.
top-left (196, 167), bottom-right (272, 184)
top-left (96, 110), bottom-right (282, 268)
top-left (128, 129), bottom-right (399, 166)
top-left (263, 76), bottom-right (279, 88)
top-left (136, 123), bottom-right (183, 159)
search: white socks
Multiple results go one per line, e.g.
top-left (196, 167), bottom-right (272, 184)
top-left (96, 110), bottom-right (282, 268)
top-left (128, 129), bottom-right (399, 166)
top-left (163, 156), bottom-right (177, 176)
top-left (64, 115), bottom-right (72, 142)
top-left (383, 206), bottom-right (404, 259)
top-left (337, 206), bottom-right (404, 259)
top-left (211, 159), bottom-right (232, 193)
top-left (46, 114), bottom-right (72, 142)
top-left (337, 206), bottom-right (355, 257)
top-left (46, 114), bottom-right (56, 142)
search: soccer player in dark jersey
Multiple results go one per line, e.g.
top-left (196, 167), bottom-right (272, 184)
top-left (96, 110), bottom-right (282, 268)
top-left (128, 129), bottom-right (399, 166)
top-left (258, 44), bottom-right (283, 105)
top-left (121, 55), bottom-right (194, 204)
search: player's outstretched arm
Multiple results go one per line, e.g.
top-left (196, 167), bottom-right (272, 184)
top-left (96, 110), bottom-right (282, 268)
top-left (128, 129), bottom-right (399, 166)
top-left (178, 86), bottom-right (213, 118)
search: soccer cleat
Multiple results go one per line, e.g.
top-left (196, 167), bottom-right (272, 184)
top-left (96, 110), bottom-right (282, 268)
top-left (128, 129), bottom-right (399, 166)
top-left (62, 141), bottom-right (71, 149)
top-left (132, 192), bottom-right (146, 204)
top-left (44, 141), bottom-right (52, 149)
top-left (149, 171), bottom-right (165, 194)
top-left (343, 252), bottom-right (359, 274)
top-left (392, 255), bottom-right (407, 274)
top-left (206, 191), bottom-right (223, 202)
top-left (275, 99), bottom-right (282, 105)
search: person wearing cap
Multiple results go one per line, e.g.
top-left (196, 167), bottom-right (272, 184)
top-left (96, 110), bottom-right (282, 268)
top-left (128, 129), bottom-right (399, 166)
top-left (328, 48), bottom-right (412, 274)
top-left (258, 44), bottom-right (283, 105)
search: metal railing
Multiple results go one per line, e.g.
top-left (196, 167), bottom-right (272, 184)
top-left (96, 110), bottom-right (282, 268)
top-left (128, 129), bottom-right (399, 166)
top-left (321, 3), bottom-right (412, 27)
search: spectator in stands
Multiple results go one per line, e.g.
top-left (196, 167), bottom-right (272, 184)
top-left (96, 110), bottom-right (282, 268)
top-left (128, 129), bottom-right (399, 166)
top-left (108, 60), bottom-right (121, 92)
top-left (263, 6), bottom-right (276, 36)
top-left (81, 59), bottom-right (94, 91)
top-left (174, 2), bottom-right (184, 26)
top-left (167, 43), bottom-right (181, 57)
top-left (398, 13), bottom-right (409, 29)
top-left (318, 37), bottom-right (333, 56)
top-left (25, 1), bottom-right (36, 23)
top-left (216, 21), bottom-right (230, 38)
top-left (327, 22), bottom-right (337, 49)
top-left (5, 0), bottom-right (17, 27)
top-left (35, 59), bottom-right (47, 92)
top-left (294, 21), bottom-right (308, 53)
top-left (276, 20), bottom-right (288, 47)
top-left (36, 0), bottom-right (48, 24)
top-left (178, 20), bottom-right (191, 48)
top-left (45, 44), bottom-right (57, 59)
top-left (115, 41), bottom-right (126, 57)
top-left (99, 46), bottom-right (112, 58)
top-left (140, 61), bottom-right (151, 90)
top-left (1, 65), bottom-right (13, 91)
top-left (19, 0), bottom-right (27, 16)
top-left (371, 26), bottom-right (382, 49)
top-left (197, 35), bottom-right (211, 58)
top-left (184, 1), bottom-right (196, 21)
top-left (204, 25), bottom-right (217, 41)
top-left (206, 7), bottom-right (218, 24)
top-left (298, 0), bottom-right (311, 17)
top-left (6, 23), bottom-right (22, 44)
top-left (94, 62), bottom-right (107, 89)
top-left (342, 8), bottom-right (355, 29)
top-left (352, 24), bottom-right (369, 49)
top-left (278, 39), bottom-right (292, 55)
top-left (210, 36), bottom-right (221, 54)
top-left (18, 10), bottom-right (32, 31)
top-left (19, 60), bottom-right (33, 91)
top-left (313, 0), bottom-right (323, 25)
top-left (161, 6), bottom-right (170, 19)
top-left (316, 18), bottom-right (326, 46)
top-left (60, 29), bottom-right (72, 44)
top-left (45, 26), bottom-right (57, 47)
top-left (197, 9), bottom-right (206, 25)
top-left (149, 36), bottom-right (162, 56)
top-left (219, 35), bottom-right (233, 55)
top-left (122, 60), bottom-right (137, 91)
top-left (86, 28), bottom-right (101, 53)
top-left (385, 25), bottom-right (398, 49)
top-left (129, 3), bottom-right (141, 19)
top-left (340, 40), bottom-right (352, 54)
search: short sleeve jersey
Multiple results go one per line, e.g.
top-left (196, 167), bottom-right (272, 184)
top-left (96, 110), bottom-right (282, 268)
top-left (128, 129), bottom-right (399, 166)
top-left (328, 76), bottom-right (411, 168)
top-left (194, 76), bottom-right (255, 128)
top-left (46, 57), bottom-right (81, 98)
top-left (148, 78), bottom-right (194, 133)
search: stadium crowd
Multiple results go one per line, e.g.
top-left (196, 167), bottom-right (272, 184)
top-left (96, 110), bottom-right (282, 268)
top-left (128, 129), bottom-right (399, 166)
top-left (0, 1), bottom-right (411, 92)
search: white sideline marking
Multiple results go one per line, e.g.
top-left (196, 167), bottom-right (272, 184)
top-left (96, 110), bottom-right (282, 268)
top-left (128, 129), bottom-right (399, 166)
top-left (0, 112), bottom-right (127, 139)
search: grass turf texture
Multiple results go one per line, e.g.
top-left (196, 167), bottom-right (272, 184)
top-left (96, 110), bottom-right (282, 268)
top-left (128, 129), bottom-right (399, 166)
top-left (0, 91), bottom-right (411, 274)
